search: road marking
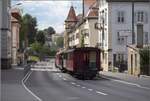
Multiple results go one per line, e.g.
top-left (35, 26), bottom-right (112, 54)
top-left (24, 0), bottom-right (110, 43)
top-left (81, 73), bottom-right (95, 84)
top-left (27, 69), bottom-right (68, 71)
top-left (71, 82), bottom-right (76, 85)
top-left (96, 91), bottom-right (108, 95)
top-left (82, 86), bottom-right (86, 89)
top-left (23, 71), bottom-right (32, 83)
top-left (88, 89), bottom-right (93, 91)
top-left (31, 68), bottom-right (52, 71)
top-left (76, 85), bottom-right (81, 87)
top-left (59, 75), bottom-right (62, 78)
top-left (63, 78), bottom-right (67, 81)
top-left (111, 77), bottom-right (149, 90)
top-left (22, 71), bottom-right (42, 101)
top-left (103, 76), bottom-right (150, 90)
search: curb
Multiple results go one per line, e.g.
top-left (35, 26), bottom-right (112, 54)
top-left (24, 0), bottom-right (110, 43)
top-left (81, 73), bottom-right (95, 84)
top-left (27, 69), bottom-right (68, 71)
top-left (140, 75), bottom-right (150, 79)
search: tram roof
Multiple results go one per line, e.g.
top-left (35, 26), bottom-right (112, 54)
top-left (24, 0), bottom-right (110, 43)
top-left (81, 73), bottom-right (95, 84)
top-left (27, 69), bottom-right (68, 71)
top-left (64, 47), bottom-right (100, 53)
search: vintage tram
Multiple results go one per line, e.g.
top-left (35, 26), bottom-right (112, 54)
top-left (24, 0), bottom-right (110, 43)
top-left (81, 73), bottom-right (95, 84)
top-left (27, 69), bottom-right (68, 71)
top-left (55, 47), bottom-right (102, 79)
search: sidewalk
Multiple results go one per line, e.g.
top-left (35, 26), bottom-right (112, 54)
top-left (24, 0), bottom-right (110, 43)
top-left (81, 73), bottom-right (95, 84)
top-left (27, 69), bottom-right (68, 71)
top-left (1, 67), bottom-right (36, 101)
top-left (100, 71), bottom-right (150, 88)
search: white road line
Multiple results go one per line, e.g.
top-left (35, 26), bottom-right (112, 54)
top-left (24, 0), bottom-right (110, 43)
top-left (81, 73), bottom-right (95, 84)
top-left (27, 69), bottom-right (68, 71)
top-left (76, 85), bottom-right (81, 87)
top-left (22, 71), bottom-right (42, 101)
top-left (82, 86), bottom-right (86, 89)
top-left (71, 82), bottom-right (76, 85)
top-left (23, 71), bottom-right (32, 83)
top-left (96, 91), bottom-right (108, 96)
top-left (63, 78), bottom-right (67, 81)
top-left (59, 75), bottom-right (62, 77)
top-left (31, 68), bottom-right (52, 71)
top-left (103, 76), bottom-right (150, 90)
top-left (88, 89), bottom-right (93, 91)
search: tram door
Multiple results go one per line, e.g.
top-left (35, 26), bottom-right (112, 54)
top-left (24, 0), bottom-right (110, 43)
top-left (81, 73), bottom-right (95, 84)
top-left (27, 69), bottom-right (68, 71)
top-left (89, 51), bottom-right (96, 70)
top-left (83, 52), bottom-right (89, 68)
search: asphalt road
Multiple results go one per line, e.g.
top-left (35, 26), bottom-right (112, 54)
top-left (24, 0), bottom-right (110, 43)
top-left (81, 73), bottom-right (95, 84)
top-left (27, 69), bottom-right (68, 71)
top-left (23, 61), bottom-right (150, 101)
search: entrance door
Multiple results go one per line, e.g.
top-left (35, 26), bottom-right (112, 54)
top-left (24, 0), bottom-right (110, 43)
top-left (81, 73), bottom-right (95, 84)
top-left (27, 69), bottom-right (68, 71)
top-left (89, 51), bottom-right (96, 70)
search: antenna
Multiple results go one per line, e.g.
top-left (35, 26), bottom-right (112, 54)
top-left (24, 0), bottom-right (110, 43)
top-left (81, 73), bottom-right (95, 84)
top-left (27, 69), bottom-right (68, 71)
top-left (70, 1), bottom-right (77, 9)
top-left (71, 1), bottom-right (73, 7)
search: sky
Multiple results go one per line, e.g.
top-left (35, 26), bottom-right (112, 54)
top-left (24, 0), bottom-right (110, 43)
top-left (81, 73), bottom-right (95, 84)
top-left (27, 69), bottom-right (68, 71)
top-left (12, 0), bottom-right (82, 33)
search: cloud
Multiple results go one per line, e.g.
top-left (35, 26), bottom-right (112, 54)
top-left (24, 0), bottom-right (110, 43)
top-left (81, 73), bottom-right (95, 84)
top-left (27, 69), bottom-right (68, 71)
top-left (12, 0), bottom-right (82, 33)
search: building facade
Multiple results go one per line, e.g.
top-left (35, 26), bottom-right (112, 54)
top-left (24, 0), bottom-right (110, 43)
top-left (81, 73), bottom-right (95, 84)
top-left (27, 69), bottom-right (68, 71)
top-left (98, 0), bottom-right (150, 71)
top-left (127, 45), bottom-right (150, 76)
top-left (11, 8), bottom-right (21, 66)
top-left (64, 1), bottom-right (99, 49)
top-left (1, 0), bottom-right (11, 69)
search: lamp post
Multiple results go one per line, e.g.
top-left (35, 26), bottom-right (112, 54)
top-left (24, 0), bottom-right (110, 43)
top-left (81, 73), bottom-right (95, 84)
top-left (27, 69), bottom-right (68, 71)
top-left (132, 0), bottom-right (135, 44)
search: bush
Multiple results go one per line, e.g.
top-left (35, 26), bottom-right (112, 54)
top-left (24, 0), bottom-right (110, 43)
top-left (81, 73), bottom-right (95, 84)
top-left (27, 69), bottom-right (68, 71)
top-left (139, 47), bottom-right (150, 75)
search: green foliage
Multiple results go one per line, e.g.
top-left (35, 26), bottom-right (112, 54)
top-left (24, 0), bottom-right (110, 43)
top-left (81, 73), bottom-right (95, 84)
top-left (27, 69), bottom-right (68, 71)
top-left (139, 47), bottom-right (150, 67)
top-left (56, 37), bottom-right (64, 48)
top-left (36, 30), bottom-right (45, 45)
top-left (30, 42), bottom-right (42, 54)
top-left (30, 42), bottom-right (57, 59)
top-left (44, 26), bottom-right (56, 35)
top-left (19, 13), bottom-right (37, 48)
top-left (29, 56), bottom-right (39, 62)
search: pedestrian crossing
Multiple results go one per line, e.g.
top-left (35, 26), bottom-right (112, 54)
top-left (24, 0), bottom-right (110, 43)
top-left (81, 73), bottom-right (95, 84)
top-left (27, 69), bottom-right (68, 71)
top-left (31, 61), bottom-right (57, 72)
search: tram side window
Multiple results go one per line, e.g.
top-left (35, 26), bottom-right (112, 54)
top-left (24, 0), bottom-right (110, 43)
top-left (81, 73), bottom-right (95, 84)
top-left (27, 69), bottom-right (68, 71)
top-left (89, 51), bottom-right (96, 68)
top-left (63, 53), bottom-right (67, 59)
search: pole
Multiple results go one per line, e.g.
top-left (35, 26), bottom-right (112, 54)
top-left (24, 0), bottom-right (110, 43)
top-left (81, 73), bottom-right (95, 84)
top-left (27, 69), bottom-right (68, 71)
top-left (132, 0), bottom-right (135, 44)
top-left (82, 0), bottom-right (84, 18)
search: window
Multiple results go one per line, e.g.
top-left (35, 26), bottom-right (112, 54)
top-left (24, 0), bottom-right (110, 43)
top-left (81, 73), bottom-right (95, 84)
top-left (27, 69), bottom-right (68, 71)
top-left (113, 54), bottom-right (117, 67)
top-left (117, 32), bottom-right (124, 44)
top-left (144, 32), bottom-right (149, 44)
top-left (76, 33), bottom-right (79, 38)
top-left (118, 54), bottom-right (121, 61)
top-left (135, 54), bottom-right (137, 69)
top-left (137, 11), bottom-right (144, 22)
top-left (121, 54), bottom-right (124, 61)
top-left (135, 11), bottom-right (148, 23)
top-left (117, 11), bottom-right (125, 23)
top-left (105, 53), bottom-right (107, 64)
top-left (104, 10), bottom-right (107, 25)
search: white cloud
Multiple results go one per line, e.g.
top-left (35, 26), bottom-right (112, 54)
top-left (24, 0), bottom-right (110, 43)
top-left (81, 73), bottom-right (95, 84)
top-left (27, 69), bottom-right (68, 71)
top-left (12, 0), bottom-right (82, 33)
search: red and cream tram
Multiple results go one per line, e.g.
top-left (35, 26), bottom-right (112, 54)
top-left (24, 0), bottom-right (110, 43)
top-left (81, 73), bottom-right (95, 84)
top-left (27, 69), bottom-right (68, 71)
top-left (55, 47), bottom-right (102, 79)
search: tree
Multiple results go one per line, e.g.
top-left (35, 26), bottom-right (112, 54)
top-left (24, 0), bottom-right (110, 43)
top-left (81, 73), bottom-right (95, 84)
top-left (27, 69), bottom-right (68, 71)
top-left (44, 26), bottom-right (56, 35)
top-left (139, 47), bottom-right (150, 75)
top-left (30, 42), bottom-right (42, 54)
top-left (20, 13), bottom-right (37, 48)
top-left (56, 37), bottom-right (64, 48)
top-left (36, 30), bottom-right (45, 45)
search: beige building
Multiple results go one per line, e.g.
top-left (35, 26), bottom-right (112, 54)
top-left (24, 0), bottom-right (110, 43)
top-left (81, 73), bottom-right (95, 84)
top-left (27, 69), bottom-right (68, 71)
top-left (128, 45), bottom-right (150, 76)
top-left (127, 45), bottom-right (141, 76)
top-left (128, 23), bottom-right (150, 76)
top-left (64, 1), bottom-right (99, 49)
top-left (11, 8), bottom-right (21, 66)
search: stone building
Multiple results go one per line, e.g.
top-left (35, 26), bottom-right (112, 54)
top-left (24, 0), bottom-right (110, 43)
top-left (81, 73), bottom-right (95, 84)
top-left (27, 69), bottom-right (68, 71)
top-left (11, 8), bottom-right (21, 66)
top-left (98, 0), bottom-right (150, 72)
top-left (64, 0), bottom-right (99, 49)
top-left (0, 0), bottom-right (11, 69)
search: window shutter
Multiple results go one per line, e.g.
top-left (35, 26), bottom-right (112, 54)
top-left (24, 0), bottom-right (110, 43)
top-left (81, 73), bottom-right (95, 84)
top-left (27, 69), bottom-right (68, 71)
top-left (117, 11), bottom-right (119, 23)
top-left (144, 12), bottom-right (148, 24)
